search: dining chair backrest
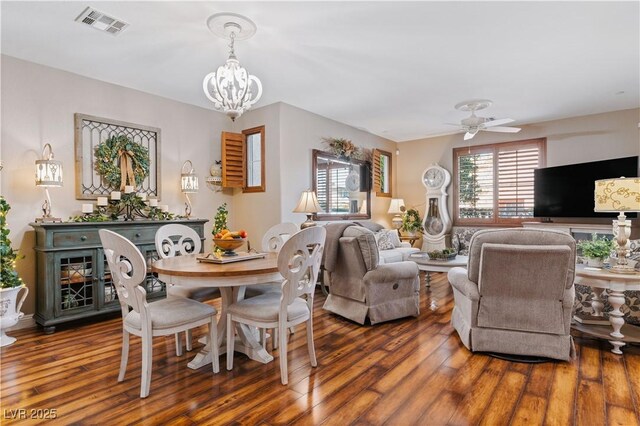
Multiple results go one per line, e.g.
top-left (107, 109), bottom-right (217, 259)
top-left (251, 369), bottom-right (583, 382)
top-left (155, 224), bottom-right (202, 259)
top-left (262, 222), bottom-right (299, 253)
top-left (278, 226), bottom-right (326, 306)
top-left (99, 229), bottom-right (147, 316)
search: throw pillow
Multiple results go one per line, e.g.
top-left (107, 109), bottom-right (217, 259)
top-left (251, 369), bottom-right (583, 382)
top-left (376, 230), bottom-right (395, 251)
top-left (387, 230), bottom-right (402, 247)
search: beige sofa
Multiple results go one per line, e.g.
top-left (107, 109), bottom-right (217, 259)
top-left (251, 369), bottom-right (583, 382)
top-left (323, 225), bottom-right (420, 325)
top-left (447, 228), bottom-right (576, 361)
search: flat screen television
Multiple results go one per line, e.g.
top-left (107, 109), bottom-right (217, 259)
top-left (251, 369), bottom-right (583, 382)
top-left (534, 156), bottom-right (639, 219)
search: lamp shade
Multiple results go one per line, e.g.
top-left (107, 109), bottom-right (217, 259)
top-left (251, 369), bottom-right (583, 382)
top-left (35, 143), bottom-right (63, 187)
top-left (387, 198), bottom-right (405, 215)
top-left (594, 177), bottom-right (640, 212)
top-left (293, 190), bottom-right (321, 213)
top-left (181, 160), bottom-right (198, 193)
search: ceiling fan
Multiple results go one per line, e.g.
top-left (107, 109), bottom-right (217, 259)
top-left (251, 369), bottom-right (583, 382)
top-left (448, 99), bottom-right (521, 140)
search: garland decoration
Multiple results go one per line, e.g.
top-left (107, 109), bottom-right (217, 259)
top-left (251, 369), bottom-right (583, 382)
top-left (95, 135), bottom-right (150, 191)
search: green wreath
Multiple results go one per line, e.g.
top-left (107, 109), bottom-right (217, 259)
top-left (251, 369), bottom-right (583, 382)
top-left (95, 135), bottom-right (149, 189)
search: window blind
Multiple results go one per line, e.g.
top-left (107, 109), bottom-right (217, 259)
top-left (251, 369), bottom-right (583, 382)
top-left (497, 146), bottom-right (540, 218)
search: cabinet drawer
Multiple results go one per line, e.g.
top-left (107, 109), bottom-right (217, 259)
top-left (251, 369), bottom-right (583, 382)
top-left (116, 228), bottom-right (158, 244)
top-left (53, 230), bottom-right (101, 247)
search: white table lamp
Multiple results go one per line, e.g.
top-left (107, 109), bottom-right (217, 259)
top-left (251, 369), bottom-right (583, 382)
top-left (293, 190), bottom-right (321, 229)
top-left (181, 160), bottom-right (198, 218)
top-left (35, 143), bottom-right (63, 222)
top-left (594, 177), bottom-right (640, 274)
top-left (388, 198), bottom-right (405, 229)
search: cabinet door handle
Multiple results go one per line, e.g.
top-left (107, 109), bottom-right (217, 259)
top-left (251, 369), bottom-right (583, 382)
top-left (80, 235), bottom-right (87, 241)
top-left (135, 233), bottom-right (141, 238)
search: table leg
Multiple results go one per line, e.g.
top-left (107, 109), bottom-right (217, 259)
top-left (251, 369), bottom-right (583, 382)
top-left (591, 287), bottom-right (605, 318)
top-left (187, 286), bottom-right (273, 370)
top-left (425, 272), bottom-right (431, 288)
top-left (607, 289), bottom-right (626, 355)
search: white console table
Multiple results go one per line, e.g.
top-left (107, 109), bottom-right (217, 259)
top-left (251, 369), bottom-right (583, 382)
top-left (573, 265), bottom-right (640, 354)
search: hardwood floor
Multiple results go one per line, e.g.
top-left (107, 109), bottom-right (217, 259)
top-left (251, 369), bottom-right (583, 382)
top-left (2, 272), bottom-right (640, 425)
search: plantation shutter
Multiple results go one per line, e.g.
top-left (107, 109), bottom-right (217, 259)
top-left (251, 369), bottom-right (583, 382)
top-left (316, 163), bottom-right (328, 212)
top-left (372, 149), bottom-right (382, 193)
top-left (497, 143), bottom-right (542, 219)
top-left (221, 131), bottom-right (245, 188)
top-left (454, 138), bottom-right (546, 225)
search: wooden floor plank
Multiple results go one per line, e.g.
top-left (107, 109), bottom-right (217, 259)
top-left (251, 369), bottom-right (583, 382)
top-left (511, 393), bottom-right (547, 426)
top-left (576, 379), bottom-right (606, 426)
top-left (1, 273), bottom-right (639, 425)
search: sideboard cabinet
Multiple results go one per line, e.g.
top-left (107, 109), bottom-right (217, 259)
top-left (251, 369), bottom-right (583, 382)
top-left (30, 219), bottom-right (208, 333)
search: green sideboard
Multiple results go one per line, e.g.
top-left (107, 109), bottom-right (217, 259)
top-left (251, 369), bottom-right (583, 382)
top-left (30, 219), bottom-right (208, 333)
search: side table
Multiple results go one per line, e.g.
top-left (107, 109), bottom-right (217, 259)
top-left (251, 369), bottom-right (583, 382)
top-left (399, 235), bottom-right (419, 247)
top-left (572, 264), bottom-right (640, 354)
top-left (408, 253), bottom-right (469, 287)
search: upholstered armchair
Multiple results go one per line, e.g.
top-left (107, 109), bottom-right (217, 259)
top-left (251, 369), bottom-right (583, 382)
top-left (323, 226), bottom-right (420, 325)
top-left (447, 228), bottom-right (577, 361)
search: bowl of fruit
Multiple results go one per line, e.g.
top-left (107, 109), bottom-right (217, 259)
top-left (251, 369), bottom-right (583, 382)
top-left (212, 229), bottom-right (247, 256)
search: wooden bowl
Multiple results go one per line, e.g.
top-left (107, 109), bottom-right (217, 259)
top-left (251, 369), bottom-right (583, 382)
top-left (212, 238), bottom-right (245, 253)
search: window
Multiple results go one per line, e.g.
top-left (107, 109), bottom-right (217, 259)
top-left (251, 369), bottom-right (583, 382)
top-left (221, 126), bottom-right (265, 192)
top-left (453, 138), bottom-right (546, 225)
top-left (242, 126), bottom-right (265, 192)
top-left (373, 149), bottom-right (392, 197)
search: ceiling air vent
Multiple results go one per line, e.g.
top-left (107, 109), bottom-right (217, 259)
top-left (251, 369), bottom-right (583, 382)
top-left (74, 7), bottom-right (128, 36)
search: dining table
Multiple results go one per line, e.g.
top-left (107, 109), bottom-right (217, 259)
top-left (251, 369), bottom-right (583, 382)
top-left (151, 252), bottom-right (280, 370)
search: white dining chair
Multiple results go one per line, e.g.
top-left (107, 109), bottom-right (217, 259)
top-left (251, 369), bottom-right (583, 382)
top-left (155, 224), bottom-right (221, 356)
top-left (226, 226), bottom-right (326, 385)
top-left (245, 222), bottom-right (299, 348)
top-left (100, 229), bottom-right (219, 398)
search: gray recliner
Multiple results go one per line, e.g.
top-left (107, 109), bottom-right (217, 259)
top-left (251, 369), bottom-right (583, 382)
top-left (447, 228), bottom-right (576, 361)
top-left (323, 226), bottom-right (420, 325)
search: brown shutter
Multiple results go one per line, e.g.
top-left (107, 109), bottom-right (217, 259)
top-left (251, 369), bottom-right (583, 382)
top-left (221, 131), bottom-right (245, 188)
top-left (372, 149), bottom-right (382, 193)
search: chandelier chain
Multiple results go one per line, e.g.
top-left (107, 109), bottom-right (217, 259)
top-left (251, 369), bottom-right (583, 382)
top-left (228, 31), bottom-right (236, 58)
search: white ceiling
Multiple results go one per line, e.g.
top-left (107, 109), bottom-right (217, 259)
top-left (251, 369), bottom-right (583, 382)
top-left (2, 1), bottom-right (639, 142)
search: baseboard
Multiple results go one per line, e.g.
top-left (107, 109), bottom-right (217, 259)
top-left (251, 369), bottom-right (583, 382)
top-left (7, 314), bottom-right (36, 331)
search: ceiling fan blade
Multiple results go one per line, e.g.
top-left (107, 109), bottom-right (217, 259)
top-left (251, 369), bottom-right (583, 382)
top-left (484, 126), bottom-right (521, 133)
top-left (482, 118), bottom-right (514, 128)
top-left (463, 131), bottom-right (476, 140)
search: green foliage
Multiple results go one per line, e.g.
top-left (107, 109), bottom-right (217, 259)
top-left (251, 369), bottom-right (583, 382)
top-left (69, 214), bottom-right (111, 222)
top-left (0, 196), bottom-right (24, 288)
top-left (401, 208), bottom-right (424, 233)
top-left (577, 234), bottom-right (615, 260)
top-left (458, 154), bottom-right (482, 213)
top-left (95, 135), bottom-right (150, 189)
top-left (212, 203), bottom-right (228, 235)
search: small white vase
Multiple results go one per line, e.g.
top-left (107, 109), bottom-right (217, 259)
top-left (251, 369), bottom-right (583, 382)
top-left (0, 285), bottom-right (29, 347)
top-left (585, 257), bottom-right (604, 268)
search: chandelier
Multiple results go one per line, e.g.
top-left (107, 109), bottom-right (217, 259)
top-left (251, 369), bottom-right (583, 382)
top-left (203, 14), bottom-right (262, 121)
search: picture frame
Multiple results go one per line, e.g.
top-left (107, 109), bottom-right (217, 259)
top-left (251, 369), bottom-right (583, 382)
top-left (74, 113), bottom-right (161, 200)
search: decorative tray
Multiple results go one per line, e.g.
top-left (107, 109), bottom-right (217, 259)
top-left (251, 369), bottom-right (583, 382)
top-left (197, 252), bottom-right (266, 264)
top-left (426, 249), bottom-right (458, 261)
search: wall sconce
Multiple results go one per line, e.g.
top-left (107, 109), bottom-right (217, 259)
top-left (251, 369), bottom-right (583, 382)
top-left (388, 198), bottom-right (405, 229)
top-left (181, 160), bottom-right (198, 218)
top-left (293, 189), bottom-right (321, 229)
top-left (35, 143), bottom-right (63, 222)
top-left (205, 161), bottom-right (223, 192)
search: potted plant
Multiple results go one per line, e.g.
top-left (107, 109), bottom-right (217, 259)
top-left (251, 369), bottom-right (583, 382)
top-left (577, 234), bottom-right (615, 267)
top-left (401, 208), bottom-right (424, 237)
top-left (0, 196), bottom-right (29, 347)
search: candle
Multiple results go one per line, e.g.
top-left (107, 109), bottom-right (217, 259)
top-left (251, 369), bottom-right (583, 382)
top-left (148, 198), bottom-right (158, 207)
top-left (124, 185), bottom-right (134, 194)
top-left (160, 204), bottom-right (169, 212)
top-left (111, 191), bottom-right (121, 200)
top-left (82, 204), bottom-right (94, 213)
top-left (138, 193), bottom-right (147, 201)
top-left (97, 196), bottom-right (108, 206)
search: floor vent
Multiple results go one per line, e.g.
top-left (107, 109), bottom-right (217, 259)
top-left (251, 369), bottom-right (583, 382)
top-left (74, 6), bottom-right (128, 36)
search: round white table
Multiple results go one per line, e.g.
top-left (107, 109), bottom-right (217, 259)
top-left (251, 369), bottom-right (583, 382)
top-left (408, 253), bottom-right (469, 287)
top-left (152, 253), bottom-right (281, 369)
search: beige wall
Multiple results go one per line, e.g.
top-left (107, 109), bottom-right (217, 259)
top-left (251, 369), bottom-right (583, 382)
top-left (278, 103), bottom-right (398, 228)
top-left (1, 55), bottom-right (233, 315)
top-left (229, 103), bottom-right (282, 248)
top-left (397, 108), bottom-right (640, 220)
